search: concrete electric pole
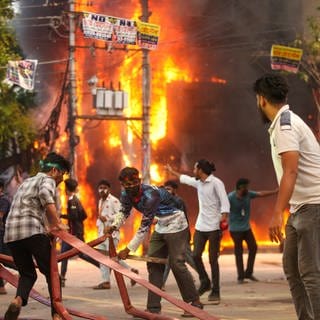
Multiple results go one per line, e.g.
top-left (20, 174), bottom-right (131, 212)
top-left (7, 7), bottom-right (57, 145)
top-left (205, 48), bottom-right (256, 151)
top-left (140, 0), bottom-right (151, 184)
top-left (68, 0), bottom-right (77, 178)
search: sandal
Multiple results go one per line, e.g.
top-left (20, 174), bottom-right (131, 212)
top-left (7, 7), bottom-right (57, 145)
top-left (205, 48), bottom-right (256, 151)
top-left (4, 303), bottom-right (21, 320)
top-left (130, 268), bottom-right (139, 287)
top-left (93, 282), bottom-right (110, 290)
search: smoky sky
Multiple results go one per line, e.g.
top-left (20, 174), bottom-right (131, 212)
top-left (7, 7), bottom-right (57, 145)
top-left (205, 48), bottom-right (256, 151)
top-left (16, 0), bottom-right (318, 241)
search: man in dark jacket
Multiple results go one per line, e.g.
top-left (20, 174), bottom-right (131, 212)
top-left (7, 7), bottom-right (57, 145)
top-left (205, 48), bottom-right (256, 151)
top-left (59, 178), bottom-right (99, 287)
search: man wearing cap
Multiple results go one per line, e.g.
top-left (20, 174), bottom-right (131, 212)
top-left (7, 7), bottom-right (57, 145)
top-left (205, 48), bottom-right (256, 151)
top-left (105, 167), bottom-right (202, 317)
top-left (3, 152), bottom-right (70, 320)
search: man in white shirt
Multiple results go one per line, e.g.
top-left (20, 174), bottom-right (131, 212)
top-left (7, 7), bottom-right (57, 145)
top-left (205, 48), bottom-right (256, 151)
top-left (94, 179), bottom-right (138, 289)
top-left (254, 73), bottom-right (320, 320)
top-left (166, 160), bottom-right (229, 304)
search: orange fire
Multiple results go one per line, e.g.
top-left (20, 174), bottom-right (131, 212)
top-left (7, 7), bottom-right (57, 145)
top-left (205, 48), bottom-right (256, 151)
top-left (58, 1), bottom-right (281, 255)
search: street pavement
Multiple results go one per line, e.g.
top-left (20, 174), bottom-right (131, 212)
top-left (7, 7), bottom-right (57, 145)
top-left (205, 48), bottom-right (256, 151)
top-left (0, 252), bottom-right (296, 320)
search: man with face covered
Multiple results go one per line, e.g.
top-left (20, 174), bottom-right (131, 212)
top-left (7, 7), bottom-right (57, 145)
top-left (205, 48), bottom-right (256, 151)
top-left (3, 152), bottom-right (70, 320)
top-left (228, 178), bottom-right (277, 284)
top-left (104, 167), bottom-right (202, 317)
top-left (254, 73), bottom-right (320, 320)
top-left (94, 179), bottom-right (137, 290)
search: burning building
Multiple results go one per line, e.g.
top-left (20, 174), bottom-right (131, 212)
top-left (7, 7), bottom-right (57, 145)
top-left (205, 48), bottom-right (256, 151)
top-left (14, 0), bottom-right (319, 248)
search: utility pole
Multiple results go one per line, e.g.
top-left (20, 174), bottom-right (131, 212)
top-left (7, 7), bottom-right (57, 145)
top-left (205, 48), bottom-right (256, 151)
top-left (140, 0), bottom-right (151, 184)
top-left (68, 0), bottom-right (77, 178)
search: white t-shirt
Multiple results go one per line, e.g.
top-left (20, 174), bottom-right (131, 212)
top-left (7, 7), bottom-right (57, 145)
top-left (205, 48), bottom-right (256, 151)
top-left (97, 193), bottom-right (121, 239)
top-left (180, 174), bottom-right (230, 231)
top-left (269, 104), bottom-right (320, 212)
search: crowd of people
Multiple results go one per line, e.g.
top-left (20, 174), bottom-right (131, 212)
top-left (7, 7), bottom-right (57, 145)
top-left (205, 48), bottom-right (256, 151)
top-left (1, 73), bottom-right (320, 320)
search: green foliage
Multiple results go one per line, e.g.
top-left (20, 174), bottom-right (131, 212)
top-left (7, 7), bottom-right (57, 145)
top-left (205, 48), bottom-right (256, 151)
top-left (0, 0), bottom-right (36, 155)
top-left (292, 14), bottom-right (320, 88)
top-left (0, 86), bottom-right (35, 149)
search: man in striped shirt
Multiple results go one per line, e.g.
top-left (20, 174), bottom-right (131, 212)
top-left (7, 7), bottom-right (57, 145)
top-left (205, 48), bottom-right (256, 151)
top-left (3, 152), bottom-right (70, 320)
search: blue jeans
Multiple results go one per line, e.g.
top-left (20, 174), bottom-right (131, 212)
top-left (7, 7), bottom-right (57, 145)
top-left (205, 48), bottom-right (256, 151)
top-left (283, 204), bottom-right (320, 320)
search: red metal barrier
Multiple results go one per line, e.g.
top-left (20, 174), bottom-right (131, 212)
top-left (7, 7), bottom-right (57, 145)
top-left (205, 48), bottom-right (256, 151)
top-left (0, 231), bottom-right (220, 320)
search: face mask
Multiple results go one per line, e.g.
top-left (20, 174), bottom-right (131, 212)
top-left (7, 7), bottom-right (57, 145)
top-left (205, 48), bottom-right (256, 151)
top-left (125, 185), bottom-right (140, 198)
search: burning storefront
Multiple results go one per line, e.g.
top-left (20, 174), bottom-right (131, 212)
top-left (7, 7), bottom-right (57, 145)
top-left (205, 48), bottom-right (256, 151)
top-left (13, 0), bottom-right (318, 251)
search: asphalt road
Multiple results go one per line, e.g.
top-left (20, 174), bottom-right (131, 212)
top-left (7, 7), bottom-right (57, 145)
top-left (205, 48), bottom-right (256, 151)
top-left (0, 253), bottom-right (296, 320)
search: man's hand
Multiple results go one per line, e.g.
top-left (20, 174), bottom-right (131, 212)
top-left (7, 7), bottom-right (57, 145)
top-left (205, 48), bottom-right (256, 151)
top-left (48, 221), bottom-right (69, 233)
top-left (118, 247), bottom-right (130, 260)
top-left (269, 212), bottom-right (284, 243)
top-left (99, 215), bottom-right (107, 222)
top-left (104, 225), bottom-right (116, 235)
top-left (165, 164), bottom-right (173, 173)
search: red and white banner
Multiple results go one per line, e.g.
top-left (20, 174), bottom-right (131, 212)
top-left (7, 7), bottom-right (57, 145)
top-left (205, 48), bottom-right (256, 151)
top-left (82, 12), bottom-right (137, 45)
top-left (6, 59), bottom-right (38, 90)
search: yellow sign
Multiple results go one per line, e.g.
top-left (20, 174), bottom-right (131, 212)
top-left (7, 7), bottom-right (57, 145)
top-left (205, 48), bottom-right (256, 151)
top-left (270, 45), bottom-right (303, 73)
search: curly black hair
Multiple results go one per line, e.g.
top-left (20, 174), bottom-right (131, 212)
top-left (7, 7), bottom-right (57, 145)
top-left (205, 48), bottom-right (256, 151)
top-left (253, 73), bottom-right (289, 104)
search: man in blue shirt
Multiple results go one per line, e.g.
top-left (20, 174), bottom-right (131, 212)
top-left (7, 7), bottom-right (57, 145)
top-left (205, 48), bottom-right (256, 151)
top-left (228, 178), bottom-right (277, 284)
top-left (105, 167), bottom-right (202, 317)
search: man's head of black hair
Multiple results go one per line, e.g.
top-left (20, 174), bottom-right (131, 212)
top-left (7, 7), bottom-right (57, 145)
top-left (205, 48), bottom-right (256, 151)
top-left (41, 152), bottom-right (71, 173)
top-left (98, 179), bottom-right (111, 188)
top-left (164, 180), bottom-right (179, 190)
top-left (65, 178), bottom-right (78, 192)
top-left (253, 73), bottom-right (289, 105)
top-left (236, 178), bottom-right (250, 190)
top-left (195, 159), bottom-right (216, 175)
top-left (118, 167), bottom-right (140, 182)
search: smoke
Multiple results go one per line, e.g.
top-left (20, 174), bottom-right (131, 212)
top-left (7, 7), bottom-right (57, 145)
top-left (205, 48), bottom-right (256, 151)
top-left (16, 0), bottom-right (318, 242)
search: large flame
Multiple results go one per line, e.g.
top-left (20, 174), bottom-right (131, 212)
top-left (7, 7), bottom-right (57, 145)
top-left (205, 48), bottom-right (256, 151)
top-left (58, 0), bottom-right (279, 253)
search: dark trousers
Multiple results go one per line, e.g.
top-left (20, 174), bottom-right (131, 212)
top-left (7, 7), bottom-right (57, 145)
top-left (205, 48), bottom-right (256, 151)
top-left (146, 228), bottom-right (199, 312)
top-left (0, 228), bottom-right (11, 287)
top-left (162, 243), bottom-right (198, 286)
top-left (230, 229), bottom-right (257, 280)
top-left (7, 234), bottom-right (56, 316)
top-left (60, 241), bottom-right (99, 278)
top-left (193, 229), bottom-right (221, 296)
top-left (283, 204), bottom-right (320, 320)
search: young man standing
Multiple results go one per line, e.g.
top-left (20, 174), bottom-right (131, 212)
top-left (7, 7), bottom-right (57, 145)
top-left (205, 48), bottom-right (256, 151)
top-left (60, 178), bottom-right (99, 287)
top-left (166, 160), bottom-right (229, 305)
top-left (3, 152), bottom-right (70, 320)
top-left (104, 168), bottom-right (202, 317)
top-left (228, 178), bottom-right (277, 284)
top-left (254, 73), bottom-right (320, 320)
top-left (161, 180), bottom-right (198, 289)
top-left (94, 179), bottom-right (138, 290)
